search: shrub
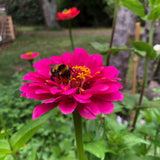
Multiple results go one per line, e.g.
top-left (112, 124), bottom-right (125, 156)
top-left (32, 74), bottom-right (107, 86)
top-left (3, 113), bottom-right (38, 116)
top-left (5, 0), bottom-right (44, 25)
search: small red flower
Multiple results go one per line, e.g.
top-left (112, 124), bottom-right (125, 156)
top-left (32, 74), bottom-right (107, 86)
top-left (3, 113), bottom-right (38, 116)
top-left (21, 52), bottom-right (39, 60)
top-left (57, 7), bottom-right (80, 21)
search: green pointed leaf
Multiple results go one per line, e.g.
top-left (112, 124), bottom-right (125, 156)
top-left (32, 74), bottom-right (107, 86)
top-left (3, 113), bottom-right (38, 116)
top-left (90, 42), bottom-right (109, 54)
top-left (129, 41), bottom-right (157, 60)
top-left (0, 155), bottom-right (6, 160)
top-left (26, 147), bottom-right (39, 160)
top-left (105, 116), bottom-right (123, 133)
top-left (102, 46), bottom-right (130, 56)
top-left (0, 155), bottom-right (12, 160)
top-left (0, 140), bottom-right (11, 154)
top-left (84, 140), bottom-right (105, 159)
top-left (123, 134), bottom-right (148, 148)
top-left (11, 110), bottom-right (53, 152)
top-left (144, 5), bottom-right (160, 21)
top-left (90, 42), bottom-right (129, 56)
top-left (137, 122), bottom-right (156, 137)
top-left (121, 93), bottom-right (149, 110)
top-left (149, 0), bottom-right (160, 8)
top-left (120, 0), bottom-right (145, 17)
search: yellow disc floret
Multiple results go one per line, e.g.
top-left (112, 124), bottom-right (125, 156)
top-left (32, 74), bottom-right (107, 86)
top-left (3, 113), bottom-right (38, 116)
top-left (72, 65), bottom-right (92, 80)
top-left (26, 52), bottom-right (33, 56)
top-left (62, 9), bottom-right (71, 14)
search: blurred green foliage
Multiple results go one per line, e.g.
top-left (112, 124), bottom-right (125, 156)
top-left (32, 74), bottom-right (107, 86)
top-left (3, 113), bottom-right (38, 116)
top-left (5, 0), bottom-right (44, 25)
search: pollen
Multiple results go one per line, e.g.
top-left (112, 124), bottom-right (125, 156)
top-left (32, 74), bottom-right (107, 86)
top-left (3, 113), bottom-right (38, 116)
top-left (26, 52), bottom-right (33, 56)
top-left (72, 65), bottom-right (92, 80)
top-left (62, 9), bottom-right (71, 14)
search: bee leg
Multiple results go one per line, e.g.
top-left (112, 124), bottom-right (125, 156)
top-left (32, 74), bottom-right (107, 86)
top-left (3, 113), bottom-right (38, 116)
top-left (57, 75), bottom-right (61, 80)
top-left (51, 76), bottom-right (55, 81)
top-left (70, 67), bottom-right (75, 73)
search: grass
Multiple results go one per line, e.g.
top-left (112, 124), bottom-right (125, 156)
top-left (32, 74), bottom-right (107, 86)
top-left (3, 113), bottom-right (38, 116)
top-left (0, 28), bottom-right (110, 84)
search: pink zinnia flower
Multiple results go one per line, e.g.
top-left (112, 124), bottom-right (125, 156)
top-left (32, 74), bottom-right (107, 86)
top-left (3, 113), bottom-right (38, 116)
top-left (20, 48), bottom-right (123, 120)
top-left (21, 52), bottom-right (39, 60)
top-left (57, 7), bottom-right (80, 21)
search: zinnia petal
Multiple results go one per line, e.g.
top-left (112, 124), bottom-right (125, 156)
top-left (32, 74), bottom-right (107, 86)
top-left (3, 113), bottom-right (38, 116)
top-left (77, 104), bottom-right (97, 119)
top-left (58, 98), bottom-right (77, 114)
top-left (33, 103), bottom-right (57, 120)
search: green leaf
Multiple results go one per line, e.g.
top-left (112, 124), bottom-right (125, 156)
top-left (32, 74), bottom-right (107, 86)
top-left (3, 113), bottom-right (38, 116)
top-left (140, 156), bottom-right (160, 160)
top-left (123, 134), bottom-right (148, 148)
top-left (26, 146), bottom-right (39, 160)
top-left (122, 93), bottom-right (149, 110)
top-left (120, 0), bottom-right (145, 17)
top-left (149, 0), bottom-right (160, 8)
top-left (106, 133), bottom-right (148, 155)
top-left (90, 42), bottom-right (129, 56)
top-left (11, 110), bottom-right (53, 152)
top-left (0, 155), bottom-right (12, 160)
top-left (105, 116), bottom-right (123, 133)
top-left (0, 129), bottom-right (12, 140)
top-left (142, 107), bottom-right (160, 123)
top-left (153, 88), bottom-right (160, 93)
top-left (84, 140), bottom-right (105, 159)
top-left (102, 46), bottom-right (130, 56)
top-left (129, 41), bottom-right (157, 60)
top-left (144, 5), bottom-right (160, 21)
top-left (0, 133), bottom-right (6, 140)
top-left (136, 122), bottom-right (156, 137)
top-left (0, 140), bottom-right (11, 154)
top-left (90, 42), bottom-right (109, 54)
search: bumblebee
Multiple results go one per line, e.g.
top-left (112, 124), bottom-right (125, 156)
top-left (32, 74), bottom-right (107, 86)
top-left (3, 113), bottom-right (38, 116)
top-left (49, 64), bottom-right (73, 81)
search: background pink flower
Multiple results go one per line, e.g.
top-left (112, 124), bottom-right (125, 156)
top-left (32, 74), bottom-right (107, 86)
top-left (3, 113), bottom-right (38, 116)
top-left (21, 52), bottom-right (39, 60)
top-left (20, 48), bottom-right (123, 120)
top-left (57, 7), bottom-right (80, 20)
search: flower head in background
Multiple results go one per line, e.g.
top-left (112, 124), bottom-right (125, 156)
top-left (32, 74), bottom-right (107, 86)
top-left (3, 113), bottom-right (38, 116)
top-left (20, 48), bottom-right (123, 120)
top-left (57, 7), bottom-right (80, 20)
top-left (21, 52), bottom-right (39, 60)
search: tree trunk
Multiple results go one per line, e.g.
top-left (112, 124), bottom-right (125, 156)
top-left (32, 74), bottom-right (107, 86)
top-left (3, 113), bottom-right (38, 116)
top-left (39, 0), bottom-right (59, 28)
top-left (137, 19), bottom-right (160, 83)
top-left (109, 6), bottom-right (137, 86)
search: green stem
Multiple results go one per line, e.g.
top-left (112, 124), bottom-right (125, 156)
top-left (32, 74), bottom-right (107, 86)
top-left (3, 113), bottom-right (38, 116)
top-left (131, 57), bottom-right (149, 132)
top-left (149, 21), bottom-right (154, 45)
top-left (154, 126), bottom-right (159, 155)
top-left (68, 20), bottom-right (75, 51)
top-left (131, 21), bottom-right (155, 132)
top-left (106, 0), bottom-right (119, 66)
top-left (29, 59), bottom-right (34, 71)
top-left (0, 114), bottom-right (18, 160)
top-left (72, 110), bottom-right (84, 160)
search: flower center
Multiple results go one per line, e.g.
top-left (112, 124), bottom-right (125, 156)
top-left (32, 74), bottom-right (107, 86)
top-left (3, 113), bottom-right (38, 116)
top-left (26, 52), bottom-right (33, 56)
top-left (72, 65), bottom-right (92, 80)
top-left (68, 65), bottom-right (92, 91)
top-left (62, 9), bottom-right (71, 14)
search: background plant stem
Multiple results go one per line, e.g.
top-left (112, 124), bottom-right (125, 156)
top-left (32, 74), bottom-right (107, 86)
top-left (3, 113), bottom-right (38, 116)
top-left (68, 20), bottom-right (75, 51)
top-left (0, 114), bottom-right (18, 160)
top-left (131, 21), bottom-right (155, 132)
top-left (154, 126), bottom-right (159, 155)
top-left (72, 110), bottom-right (84, 160)
top-left (106, 0), bottom-right (119, 66)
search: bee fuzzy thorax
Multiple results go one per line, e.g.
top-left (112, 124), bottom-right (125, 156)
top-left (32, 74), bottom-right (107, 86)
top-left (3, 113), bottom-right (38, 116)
top-left (49, 64), bottom-right (73, 82)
